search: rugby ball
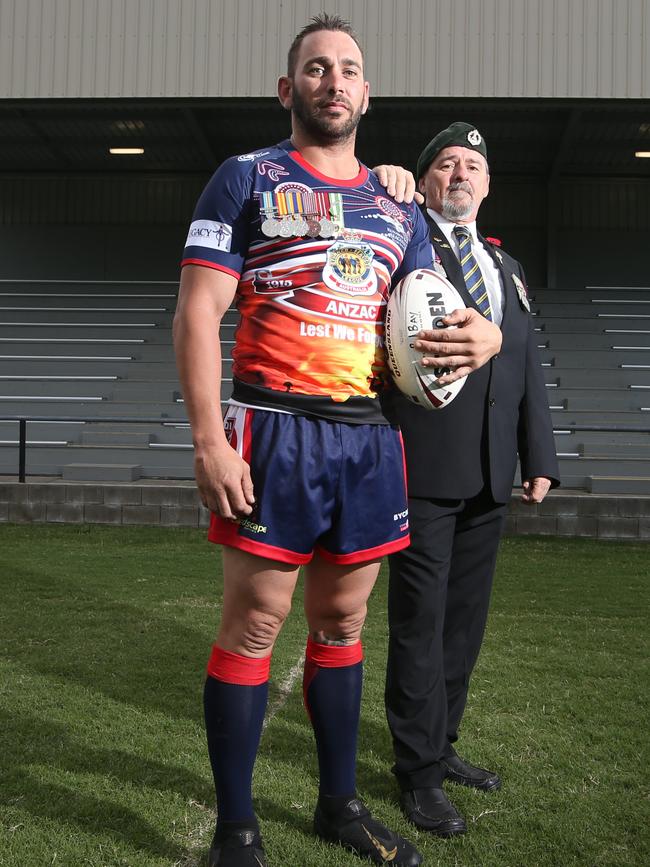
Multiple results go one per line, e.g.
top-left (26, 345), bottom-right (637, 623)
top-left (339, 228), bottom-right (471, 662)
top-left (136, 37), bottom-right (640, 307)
top-left (385, 268), bottom-right (467, 409)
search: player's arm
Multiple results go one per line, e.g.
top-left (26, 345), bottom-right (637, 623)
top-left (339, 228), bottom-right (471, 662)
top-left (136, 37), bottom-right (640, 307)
top-left (173, 264), bottom-right (254, 520)
top-left (416, 308), bottom-right (503, 383)
top-left (372, 165), bottom-right (424, 205)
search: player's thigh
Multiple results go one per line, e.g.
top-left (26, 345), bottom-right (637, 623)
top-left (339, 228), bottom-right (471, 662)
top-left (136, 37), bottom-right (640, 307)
top-left (217, 546), bottom-right (301, 655)
top-left (303, 553), bottom-right (381, 642)
top-left (210, 407), bottom-right (337, 563)
top-left (317, 423), bottom-right (409, 561)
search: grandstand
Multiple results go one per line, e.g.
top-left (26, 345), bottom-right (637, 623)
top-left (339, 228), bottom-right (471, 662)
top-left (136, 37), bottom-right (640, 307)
top-left (533, 285), bottom-right (650, 494)
top-left (0, 278), bottom-right (648, 497)
top-left (0, 278), bottom-right (192, 481)
top-left (1, 0), bottom-right (648, 539)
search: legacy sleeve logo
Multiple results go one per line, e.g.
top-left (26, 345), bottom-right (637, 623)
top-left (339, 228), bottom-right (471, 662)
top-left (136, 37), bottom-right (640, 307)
top-left (186, 219), bottom-right (232, 252)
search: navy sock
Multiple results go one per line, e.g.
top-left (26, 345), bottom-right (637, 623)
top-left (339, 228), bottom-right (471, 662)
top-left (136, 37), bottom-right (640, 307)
top-left (303, 637), bottom-right (363, 798)
top-left (203, 646), bottom-right (270, 825)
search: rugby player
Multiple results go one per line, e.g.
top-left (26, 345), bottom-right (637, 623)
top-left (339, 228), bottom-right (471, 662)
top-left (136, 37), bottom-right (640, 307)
top-left (173, 14), bottom-right (501, 867)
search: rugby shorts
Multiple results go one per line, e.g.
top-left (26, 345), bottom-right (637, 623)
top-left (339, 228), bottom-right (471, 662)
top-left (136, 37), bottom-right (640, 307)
top-left (208, 405), bottom-right (410, 565)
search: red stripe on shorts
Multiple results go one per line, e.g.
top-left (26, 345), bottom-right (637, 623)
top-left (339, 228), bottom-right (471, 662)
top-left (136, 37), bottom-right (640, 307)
top-left (315, 533), bottom-right (411, 564)
top-left (208, 514), bottom-right (313, 564)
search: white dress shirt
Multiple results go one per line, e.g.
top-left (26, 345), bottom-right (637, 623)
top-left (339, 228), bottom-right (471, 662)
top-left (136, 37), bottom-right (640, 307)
top-left (427, 209), bottom-right (505, 327)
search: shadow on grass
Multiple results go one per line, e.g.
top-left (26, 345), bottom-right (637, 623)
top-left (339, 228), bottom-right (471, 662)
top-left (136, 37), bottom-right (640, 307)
top-left (5, 779), bottom-right (187, 862)
top-left (0, 705), bottom-right (217, 863)
top-left (255, 794), bottom-right (315, 838)
top-left (1, 711), bottom-right (190, 862)
top-left (0, 708), bottom-right (213, 806)
top-left (2, 564), bottom-right (213, 726)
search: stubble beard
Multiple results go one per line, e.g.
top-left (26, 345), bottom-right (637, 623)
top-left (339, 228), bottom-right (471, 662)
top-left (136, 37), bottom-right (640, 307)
top-left (440, 183), bottom-right (475, 221)
top-left (291, 87), bottom-right (364, 145)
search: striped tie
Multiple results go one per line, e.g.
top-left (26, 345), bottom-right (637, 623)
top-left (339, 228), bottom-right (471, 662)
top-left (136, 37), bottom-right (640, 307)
top-left (453, 225), bottom-right (492, 321)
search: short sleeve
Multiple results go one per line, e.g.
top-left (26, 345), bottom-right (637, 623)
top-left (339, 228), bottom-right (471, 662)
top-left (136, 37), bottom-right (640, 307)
top-left (181, 156), bottom-right (255, 278)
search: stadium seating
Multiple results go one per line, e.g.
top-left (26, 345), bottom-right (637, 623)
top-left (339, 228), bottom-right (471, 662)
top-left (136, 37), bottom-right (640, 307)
top-left (1, 280), bottom-right (648, 492)
top-left (532, 286), bottom-right (650, 494)
top-left (0, 279), bottom-right (231, 480)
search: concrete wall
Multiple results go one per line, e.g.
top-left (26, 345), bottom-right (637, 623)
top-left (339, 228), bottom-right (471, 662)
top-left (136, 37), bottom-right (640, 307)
top-left (2, 481), bottom-right (649, 540)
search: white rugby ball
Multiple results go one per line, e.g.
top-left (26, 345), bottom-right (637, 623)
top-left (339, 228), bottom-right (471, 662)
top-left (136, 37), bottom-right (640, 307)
top-left (385, 268), bottom-right (467, 410)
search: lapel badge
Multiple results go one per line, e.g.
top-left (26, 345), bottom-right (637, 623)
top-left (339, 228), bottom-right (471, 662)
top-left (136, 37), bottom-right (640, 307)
top-left (512, 274), bottom-right (530, 312)
top-left (494, 249), bottom-right (503, 264)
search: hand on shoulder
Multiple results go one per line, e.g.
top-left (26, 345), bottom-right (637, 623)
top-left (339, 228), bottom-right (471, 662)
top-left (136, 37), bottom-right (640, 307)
top-left (372, 164), bottom-right (424, 205)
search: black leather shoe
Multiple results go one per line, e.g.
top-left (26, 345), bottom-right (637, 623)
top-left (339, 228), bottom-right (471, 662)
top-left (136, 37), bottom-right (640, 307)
top-left (442, 754), bottom-right (502, 792)
top-left (400, 788), bottom-right (467, 837)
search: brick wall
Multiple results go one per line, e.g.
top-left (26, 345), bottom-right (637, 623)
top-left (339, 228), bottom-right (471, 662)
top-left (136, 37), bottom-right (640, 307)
top-left (0, 481), bottom-right (210, 529)
top-left (1, 481), bottom-right (649, 540)
top-left (505, 492), bottom-right (650, 540)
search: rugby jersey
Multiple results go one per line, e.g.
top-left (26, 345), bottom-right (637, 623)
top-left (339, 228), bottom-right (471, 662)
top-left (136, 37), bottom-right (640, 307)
top-left (182, 139), bottom-right (432, 423)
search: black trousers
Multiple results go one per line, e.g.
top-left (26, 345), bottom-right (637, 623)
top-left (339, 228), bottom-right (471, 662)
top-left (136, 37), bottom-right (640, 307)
top-left (385, 490), bottom-right (506, 790)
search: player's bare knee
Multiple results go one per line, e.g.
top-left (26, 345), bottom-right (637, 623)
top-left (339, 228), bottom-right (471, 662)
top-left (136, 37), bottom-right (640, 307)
top-left (311, 606), bottom-right (367, 644)
top-left (241, 606), bottom-right (290, 655)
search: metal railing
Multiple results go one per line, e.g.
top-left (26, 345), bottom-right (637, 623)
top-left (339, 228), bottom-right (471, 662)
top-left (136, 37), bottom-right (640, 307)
top-left (1, 414), bottom-right (649, 484)
top-left (0, 415), bottom-right (189, 482)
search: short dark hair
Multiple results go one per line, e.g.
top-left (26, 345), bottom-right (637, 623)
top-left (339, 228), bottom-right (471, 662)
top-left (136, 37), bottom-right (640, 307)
top-left (287, 13), bottom-right (363, 77)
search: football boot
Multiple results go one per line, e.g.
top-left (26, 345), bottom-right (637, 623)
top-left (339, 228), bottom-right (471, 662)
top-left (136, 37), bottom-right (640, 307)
top-left (314, 796), bottom-right (422, 865)
top-left (207, 825), bottom-right (267, 867)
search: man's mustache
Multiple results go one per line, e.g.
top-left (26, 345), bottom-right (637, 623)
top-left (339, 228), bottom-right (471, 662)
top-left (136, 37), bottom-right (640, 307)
top-left (448, 182), bottom-right (473, 195)
top-left (316, 97), bottom-right (353, 111)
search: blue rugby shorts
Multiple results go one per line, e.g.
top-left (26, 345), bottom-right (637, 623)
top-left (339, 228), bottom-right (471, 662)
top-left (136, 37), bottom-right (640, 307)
top-left (208, 405), bottom-right (410, 565)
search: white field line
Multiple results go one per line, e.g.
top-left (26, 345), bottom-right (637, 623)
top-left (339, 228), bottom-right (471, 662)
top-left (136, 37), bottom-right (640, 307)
top-left (263, 653), bottom-right (305, 731)
top-left (174, 653), bottom-right (305, 867)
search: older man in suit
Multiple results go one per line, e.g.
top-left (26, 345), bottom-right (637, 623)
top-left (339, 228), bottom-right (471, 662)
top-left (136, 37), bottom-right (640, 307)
top-left (383, 122), bottom-right (560, 837)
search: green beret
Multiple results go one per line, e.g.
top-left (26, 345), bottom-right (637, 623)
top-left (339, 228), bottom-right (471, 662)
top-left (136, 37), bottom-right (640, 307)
top-left (416, 122), bottom-right (487, 180)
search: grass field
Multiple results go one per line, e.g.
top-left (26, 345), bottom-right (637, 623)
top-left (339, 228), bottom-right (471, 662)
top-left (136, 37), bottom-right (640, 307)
top-left (1, 525), bottom-right (648, 867)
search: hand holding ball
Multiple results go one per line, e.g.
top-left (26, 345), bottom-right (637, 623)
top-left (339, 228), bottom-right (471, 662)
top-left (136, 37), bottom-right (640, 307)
top-left (385, 268), bottom-right (468, 409)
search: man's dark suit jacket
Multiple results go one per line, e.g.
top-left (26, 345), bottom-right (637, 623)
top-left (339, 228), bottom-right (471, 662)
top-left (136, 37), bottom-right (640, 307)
top-left (387, 212), bottom-right (560, 503)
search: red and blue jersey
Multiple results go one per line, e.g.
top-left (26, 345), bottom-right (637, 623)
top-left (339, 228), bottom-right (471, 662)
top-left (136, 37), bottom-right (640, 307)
top-left (182, 139), bottom-right (432, 423)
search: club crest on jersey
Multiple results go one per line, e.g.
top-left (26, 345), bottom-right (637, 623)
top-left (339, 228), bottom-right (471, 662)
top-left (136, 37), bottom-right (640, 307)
top-left (323, 242), bottom-right (377, 296)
